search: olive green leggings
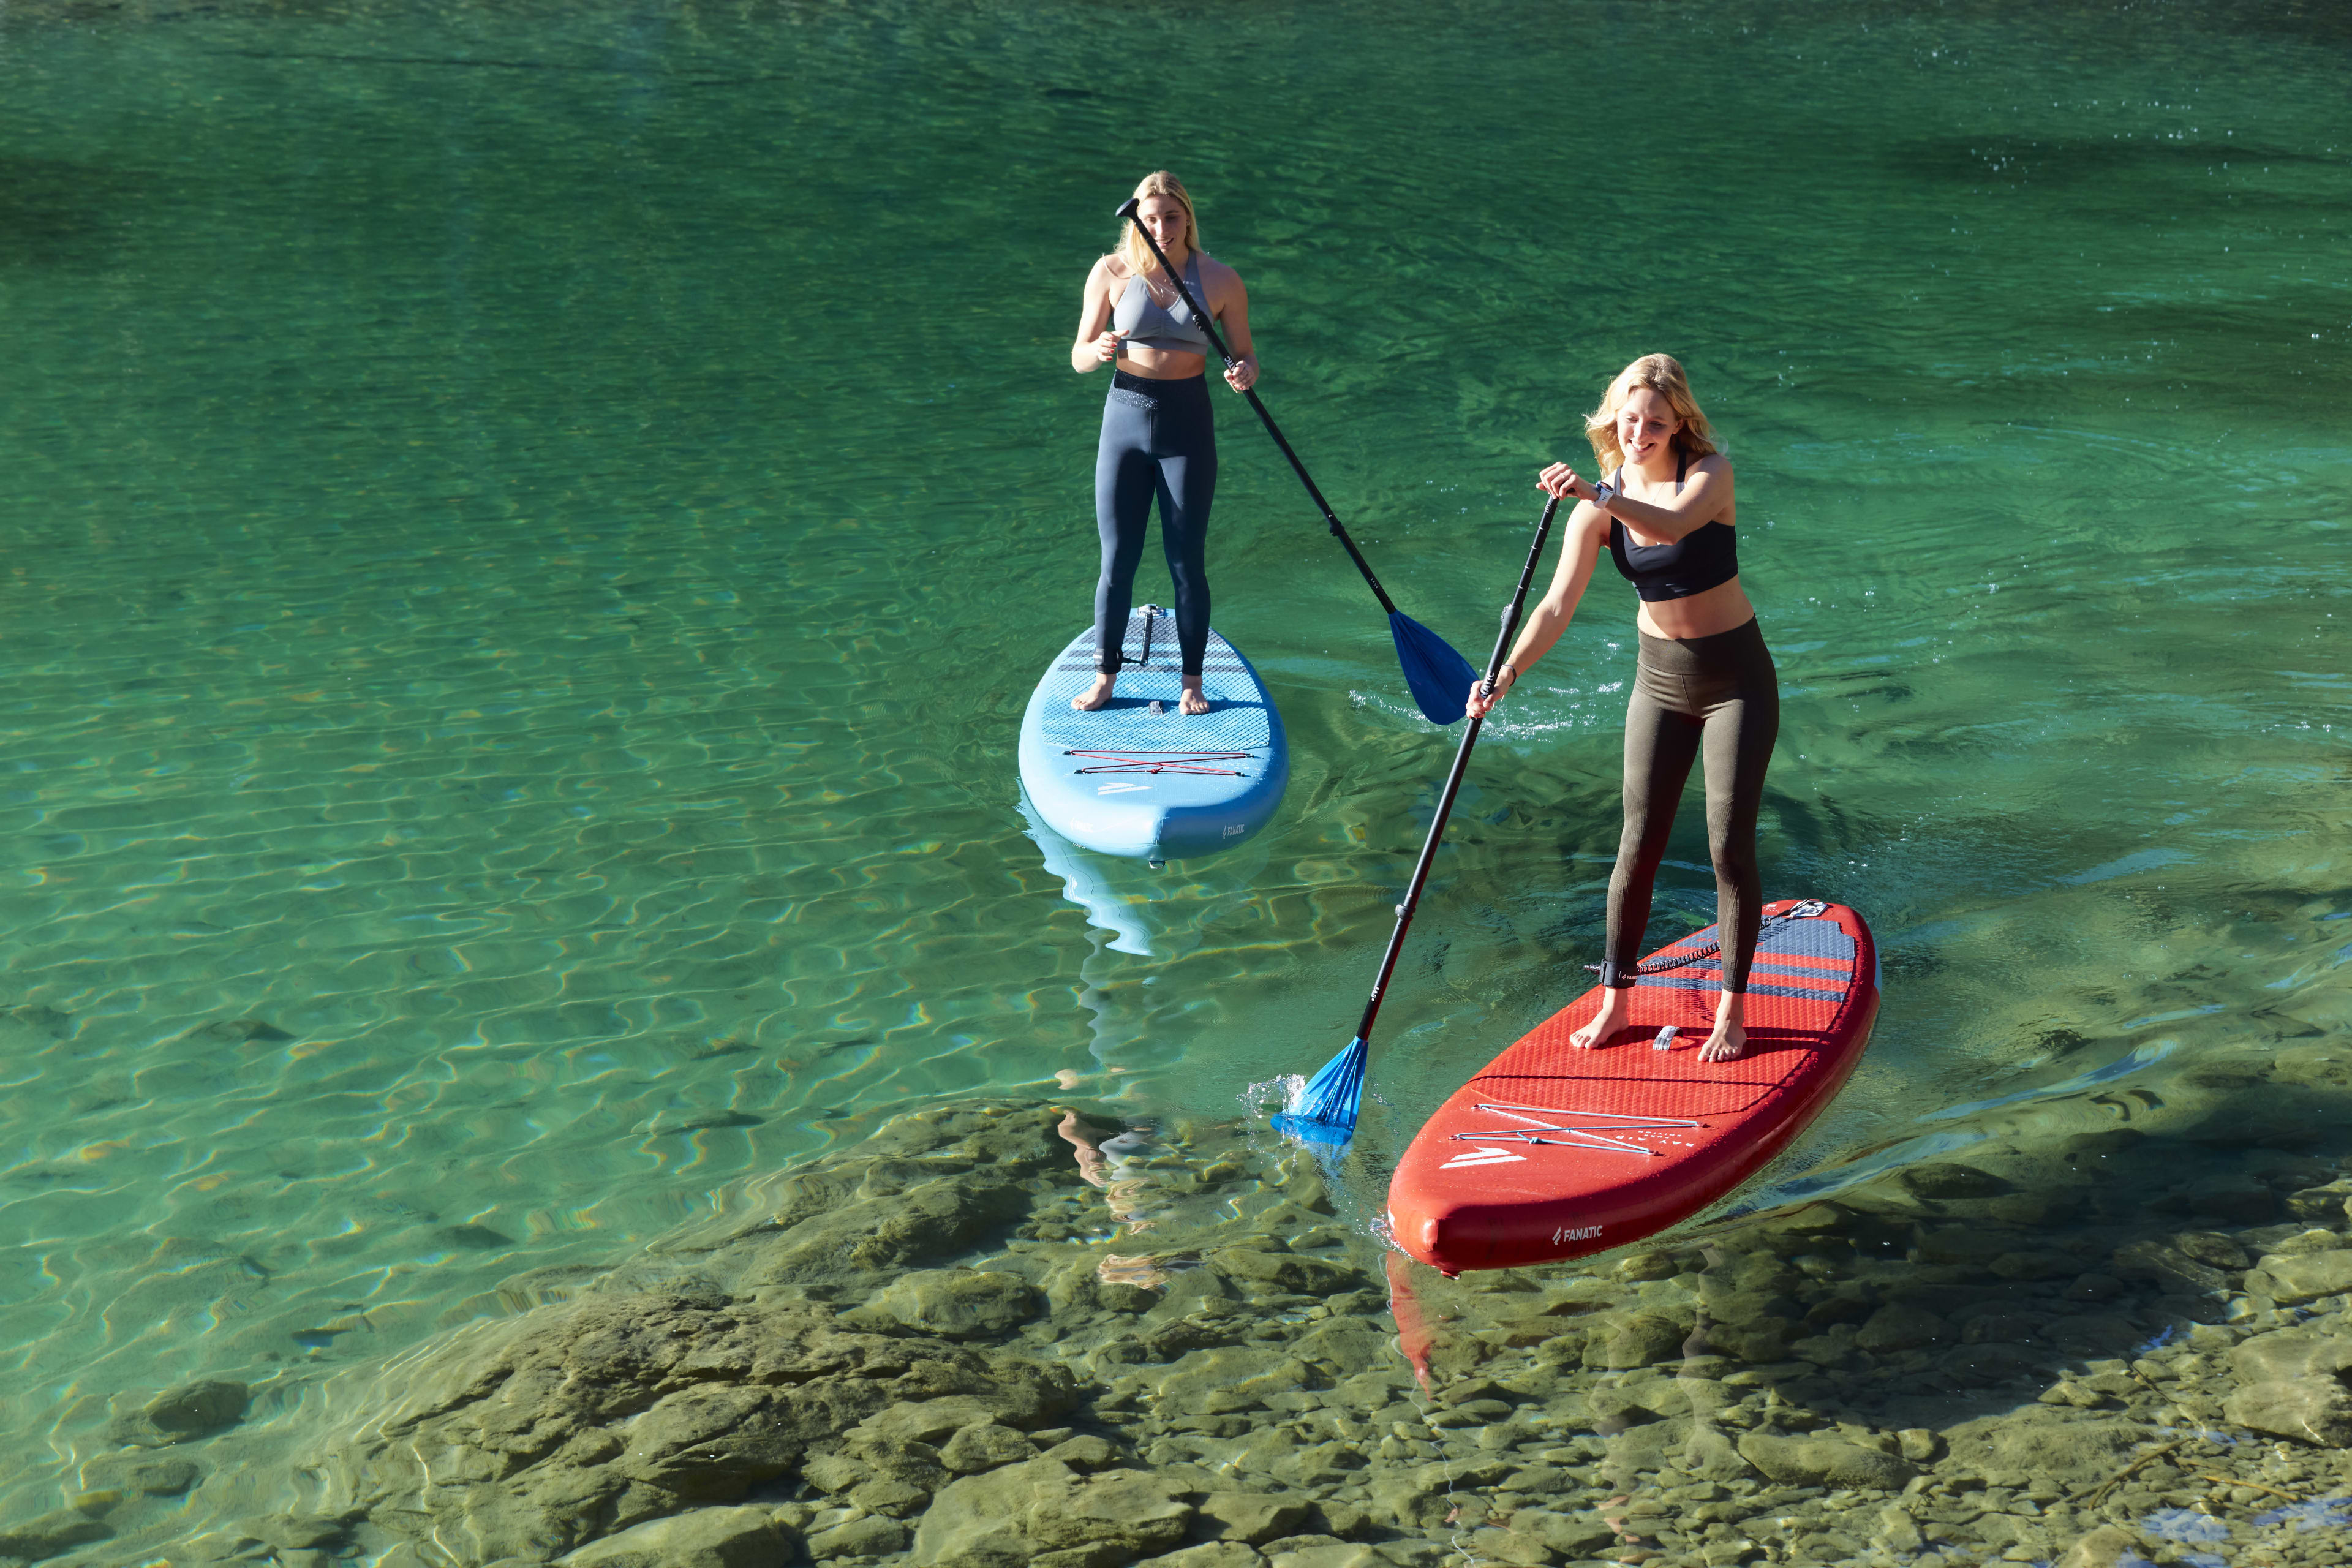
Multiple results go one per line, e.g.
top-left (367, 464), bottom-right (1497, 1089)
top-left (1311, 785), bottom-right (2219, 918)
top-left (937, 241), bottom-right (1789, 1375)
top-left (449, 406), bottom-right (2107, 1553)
top-left (1603, 618), bottom-right (1779, 995)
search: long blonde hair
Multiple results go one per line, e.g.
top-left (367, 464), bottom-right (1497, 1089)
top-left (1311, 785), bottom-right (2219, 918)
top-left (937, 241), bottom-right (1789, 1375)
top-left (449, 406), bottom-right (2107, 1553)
top-left (1585, 354), bottom-right (1721, 469)
top-left (1115, 171), bottom-right (1201, 279)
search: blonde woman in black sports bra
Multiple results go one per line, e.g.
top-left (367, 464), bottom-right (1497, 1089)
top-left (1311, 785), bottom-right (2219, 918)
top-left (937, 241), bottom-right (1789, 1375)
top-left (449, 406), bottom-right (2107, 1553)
top-left (1466, 354), bottom-right (1777, 1065)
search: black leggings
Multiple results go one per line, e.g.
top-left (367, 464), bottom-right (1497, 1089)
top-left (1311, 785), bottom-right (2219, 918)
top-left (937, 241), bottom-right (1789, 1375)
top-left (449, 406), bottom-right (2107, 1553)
top-left (1093, 371), bottom-right (1215, 676)
top-left (1603, 618), bottom-right (1779, 995)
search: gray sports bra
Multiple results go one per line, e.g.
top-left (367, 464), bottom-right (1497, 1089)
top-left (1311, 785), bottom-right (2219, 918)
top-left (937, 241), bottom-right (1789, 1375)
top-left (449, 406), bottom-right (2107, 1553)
top-left (1112, 254), bottom-right (1212, 356)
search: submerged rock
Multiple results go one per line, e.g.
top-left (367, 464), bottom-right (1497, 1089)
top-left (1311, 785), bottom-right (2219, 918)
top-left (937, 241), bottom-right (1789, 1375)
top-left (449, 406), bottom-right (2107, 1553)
top-left (1940, 1412), bottom-right (2150, 1482)
top-left (2227, 1326), bottom-right (2352, 1385)
top-left (908, 1456), bottom-right (1196, 1564)
top-left (2057, 1523), bottom-right (2154, 1568)
top-left (557, 1504), bottom-right (794, 1567)
top-left (940, 1422), bottom-right (1041, 1474)
top-left (1853, 1302), bottom-right (1946, 1352)
top-left (289, 1291), bottom-right (1075, 1561)
top-left (875, 1268), bottom-right (1046, 1340)
top-left (1901, 1163), bottom-right (2009, 1199)
top-left (2285, 1178), bottom-right (2352, 1221)
top-left (2221, 1326), bottom-right (2352, 1444)
top-left (2223, 1376), bottom-right (2352, 1446)
top-left (192, 1018), bottom-right (294, 1044)
top-left (2111, 1237), bottom-right (2230, 1294)
top-left (1196, 1492), bottom-right (1313, 1545)
top-left (80, 1453), bottom-right (201, 1496)
top-left (0, 1509), bottom-right (111, 1560)
top-left (73, 1093), bottom-right (2352, 1568)
top-left (2248, 1246), bottom-right (2352, 1305)
top-left (235, 1513), bottom-right (351, 1551)
top-left (145, 1379), bottom-right (251, 1437)
top-left (807, 1512), bottom-right (907, 1557)
top-left (1140, 1546), bottom-right (1264, 1568)
top-left (1735, 1432), bottom-right (1917, 1489)
top-left (102, 1379), bottom-right (253, 1448)
top-left (1581, 1312), bottom-right (1686, 1369)
top-left (1213, 1246), bottom-right (1355, 1295)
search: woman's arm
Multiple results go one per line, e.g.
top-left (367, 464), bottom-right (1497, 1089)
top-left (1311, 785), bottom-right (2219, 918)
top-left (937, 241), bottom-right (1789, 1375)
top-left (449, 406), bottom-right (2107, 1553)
top-left (1202, 257), bottom-right (1258, 393)
top-left (1071, 257), bottom-right (1125, 372)
top-left (1466, 508), bottom-right (1610, 717)
top-left (1538, 454), bottom-right (1735, 543)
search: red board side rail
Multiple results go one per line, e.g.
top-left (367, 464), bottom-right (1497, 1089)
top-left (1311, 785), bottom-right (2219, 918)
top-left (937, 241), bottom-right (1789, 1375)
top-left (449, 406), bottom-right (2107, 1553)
top-left (1386, 899), bottom-right (1879, 1276)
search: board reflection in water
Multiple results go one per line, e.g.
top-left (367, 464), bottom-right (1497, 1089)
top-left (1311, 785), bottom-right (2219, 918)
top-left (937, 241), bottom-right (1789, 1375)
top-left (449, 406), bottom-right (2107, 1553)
top-left (1019, 790), bottom-right (1271, 1076)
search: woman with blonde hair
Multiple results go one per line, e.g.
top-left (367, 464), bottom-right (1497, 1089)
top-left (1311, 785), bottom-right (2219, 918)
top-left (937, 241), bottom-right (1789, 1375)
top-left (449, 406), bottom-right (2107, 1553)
top-left (1466, 355), bottom-right (1777, 1064)
top-left (1068, 172), bottom-right (1258, 715)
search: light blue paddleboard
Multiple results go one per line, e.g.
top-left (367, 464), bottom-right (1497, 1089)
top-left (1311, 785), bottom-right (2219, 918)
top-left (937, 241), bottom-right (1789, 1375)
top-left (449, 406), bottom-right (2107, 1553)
top-left (1019, 606), bottom-right (1287, 863)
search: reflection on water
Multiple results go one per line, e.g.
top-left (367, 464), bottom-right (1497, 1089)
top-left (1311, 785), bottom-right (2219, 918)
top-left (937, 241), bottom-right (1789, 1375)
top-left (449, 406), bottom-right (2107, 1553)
top-left (0, 0), bottom-right (2346, 1558)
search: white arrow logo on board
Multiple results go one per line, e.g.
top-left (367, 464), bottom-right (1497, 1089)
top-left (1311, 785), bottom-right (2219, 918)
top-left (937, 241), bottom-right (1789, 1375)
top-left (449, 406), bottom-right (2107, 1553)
top-left (1096, 781), bottom-right (1150, 794)
top-left (1448, 1101), bottom-right (1703, 1158)
top-left (1441, 1147), bottom-right (1527, 1169)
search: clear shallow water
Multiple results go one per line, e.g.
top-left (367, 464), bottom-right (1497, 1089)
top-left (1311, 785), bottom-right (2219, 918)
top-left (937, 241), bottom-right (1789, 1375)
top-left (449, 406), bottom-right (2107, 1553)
top-left (0, 0), bottom-right (2346, 1535)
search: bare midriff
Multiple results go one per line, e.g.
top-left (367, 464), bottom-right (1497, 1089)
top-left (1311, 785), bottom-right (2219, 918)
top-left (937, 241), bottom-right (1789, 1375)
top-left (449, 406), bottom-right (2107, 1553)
top-left (1112, 341), bottom-right (1208, 380)
top-left (1634, 572), bottom-right (1757, 640)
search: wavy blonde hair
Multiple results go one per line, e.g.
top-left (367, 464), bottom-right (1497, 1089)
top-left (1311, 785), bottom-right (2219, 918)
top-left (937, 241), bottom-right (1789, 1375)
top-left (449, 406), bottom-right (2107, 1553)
top-left (1585, 353), bottom-right (1721, 469)
top-left (1115, 171), bottom-right (1200, 280)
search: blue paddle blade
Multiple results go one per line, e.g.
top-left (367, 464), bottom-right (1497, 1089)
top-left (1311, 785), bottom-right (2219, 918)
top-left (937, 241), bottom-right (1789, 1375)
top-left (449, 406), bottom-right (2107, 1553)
top-left (1270, 1113), bottom-right (1355, 1159)
top-left (1390, 612), bottom-right (1477, 726)
top-left (1276, 1034), bottom-right (1367, 1144)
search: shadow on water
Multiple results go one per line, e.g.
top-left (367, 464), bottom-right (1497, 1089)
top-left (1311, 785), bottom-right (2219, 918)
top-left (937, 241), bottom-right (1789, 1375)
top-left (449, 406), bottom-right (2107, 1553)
top-left (1341, 1028), bottom-right (2352, 1564)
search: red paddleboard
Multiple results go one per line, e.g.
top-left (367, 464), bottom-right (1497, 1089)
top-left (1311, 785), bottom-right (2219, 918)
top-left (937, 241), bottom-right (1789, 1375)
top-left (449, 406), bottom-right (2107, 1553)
top-left (1387, 899), bottom-right (1878, 1275)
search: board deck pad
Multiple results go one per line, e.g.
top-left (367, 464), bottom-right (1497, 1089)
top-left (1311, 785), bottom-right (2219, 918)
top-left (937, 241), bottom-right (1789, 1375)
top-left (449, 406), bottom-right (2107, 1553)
top-left (1018, 607), bottom-right (1287, 861)
top-left (1387, 900), bottom-right (1879, 1275)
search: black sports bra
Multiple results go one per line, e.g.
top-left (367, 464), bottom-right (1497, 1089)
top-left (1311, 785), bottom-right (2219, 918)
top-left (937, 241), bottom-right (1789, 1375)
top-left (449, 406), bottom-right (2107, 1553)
top-left (1606, 449), bottom-right (1739, 603)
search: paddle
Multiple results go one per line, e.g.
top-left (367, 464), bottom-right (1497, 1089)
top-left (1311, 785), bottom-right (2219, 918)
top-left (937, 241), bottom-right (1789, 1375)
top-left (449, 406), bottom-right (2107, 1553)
top-left (1273, 492), bottom-right (1564, 1147)
top-left (1115, 197), bottom-right (1478, 725)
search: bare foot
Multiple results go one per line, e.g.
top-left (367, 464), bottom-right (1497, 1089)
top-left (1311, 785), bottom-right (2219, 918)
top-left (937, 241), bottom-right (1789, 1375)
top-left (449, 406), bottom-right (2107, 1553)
top-left (1072, 672), bottom-right (1116, 711)
top-left (1698, 992), bottom-right (1747, 1063)
top-left (1570, 986), bottom-right (1632, 1049)
top-left (1178, 679), bottom-right (1210, 715)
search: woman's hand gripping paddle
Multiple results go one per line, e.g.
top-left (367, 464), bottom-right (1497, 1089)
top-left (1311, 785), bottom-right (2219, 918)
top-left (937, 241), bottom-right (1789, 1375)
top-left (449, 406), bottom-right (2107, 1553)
top-left (1273, 494), bottom-right (1564, 1150)
top-left (1115, 198), bottom-right (1478, 725)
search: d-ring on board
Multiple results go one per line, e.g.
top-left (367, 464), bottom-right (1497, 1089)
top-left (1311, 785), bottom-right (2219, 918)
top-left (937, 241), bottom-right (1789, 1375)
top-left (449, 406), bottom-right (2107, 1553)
top-left (1447, 1100), bottom-right (1702, 1158)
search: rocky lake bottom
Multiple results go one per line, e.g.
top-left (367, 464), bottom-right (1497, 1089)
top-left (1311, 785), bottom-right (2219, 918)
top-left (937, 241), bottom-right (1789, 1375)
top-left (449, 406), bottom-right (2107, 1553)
top-left (4, 4), bottom-right (2348, 1566)
top-left (18, 1002), bottom-right (2352, 1568)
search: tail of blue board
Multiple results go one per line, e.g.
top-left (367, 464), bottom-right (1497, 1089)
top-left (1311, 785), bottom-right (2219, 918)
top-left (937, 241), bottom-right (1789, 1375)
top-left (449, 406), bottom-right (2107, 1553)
top-left (1017, 607), bottom-right (1288, 862)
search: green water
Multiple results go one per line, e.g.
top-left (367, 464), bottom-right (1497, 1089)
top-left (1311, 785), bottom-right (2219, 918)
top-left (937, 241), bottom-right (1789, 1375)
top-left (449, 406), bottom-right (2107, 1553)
top-left (1, 0), bottom-right (2346, 1534)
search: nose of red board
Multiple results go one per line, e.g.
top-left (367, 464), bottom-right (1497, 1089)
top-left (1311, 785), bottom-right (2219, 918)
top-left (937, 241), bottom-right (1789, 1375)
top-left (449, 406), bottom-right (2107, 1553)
top-left (1384, 1205), bottom-right (1452, 1270)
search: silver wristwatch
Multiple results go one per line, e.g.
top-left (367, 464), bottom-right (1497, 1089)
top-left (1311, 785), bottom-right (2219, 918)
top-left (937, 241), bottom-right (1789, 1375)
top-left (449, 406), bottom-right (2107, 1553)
top-left (1593, 481), bottom-right (1619, 509)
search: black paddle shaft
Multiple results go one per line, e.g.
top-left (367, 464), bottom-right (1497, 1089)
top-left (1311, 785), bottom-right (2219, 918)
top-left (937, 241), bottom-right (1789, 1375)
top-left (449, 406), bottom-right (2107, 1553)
top-left (1349, 495), bottom-right (1562, 1042)
top-left (1114, 198), bottom-right (1400, 616)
